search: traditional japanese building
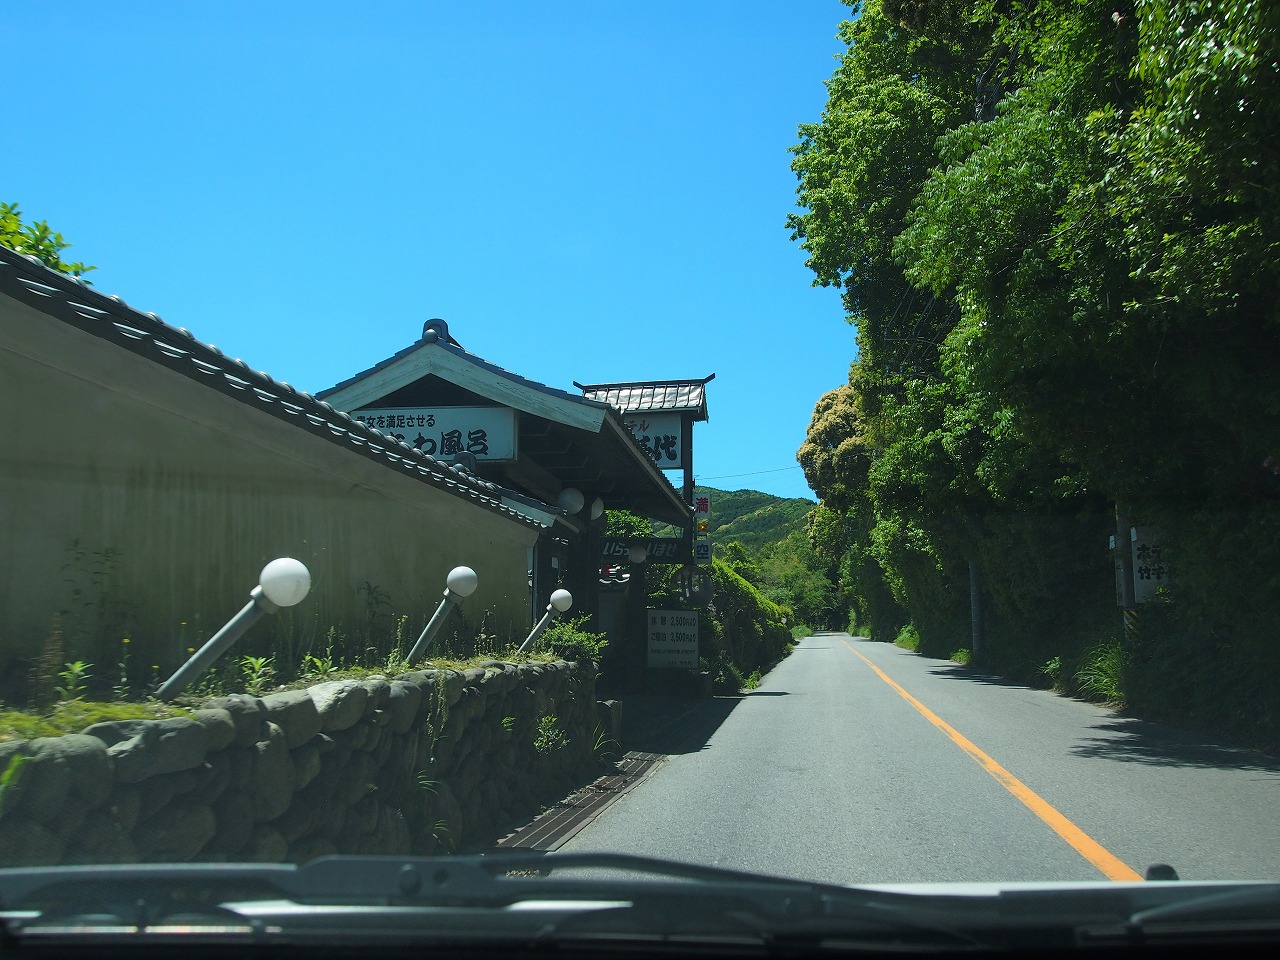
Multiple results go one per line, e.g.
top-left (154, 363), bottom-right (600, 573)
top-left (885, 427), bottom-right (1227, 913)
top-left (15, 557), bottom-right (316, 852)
top-left (316, 320), bottom-right (696, 638)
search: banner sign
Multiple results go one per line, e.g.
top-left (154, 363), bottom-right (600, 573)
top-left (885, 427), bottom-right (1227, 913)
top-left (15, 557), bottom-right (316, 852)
top-left (601, 538), bottom-right (686, 564)
top-left (351, 406), bottom-right (516, 460)
top-left (647, 609), bottom-right (699, 669)
top-left (622, 412), bottom-right (684, 468)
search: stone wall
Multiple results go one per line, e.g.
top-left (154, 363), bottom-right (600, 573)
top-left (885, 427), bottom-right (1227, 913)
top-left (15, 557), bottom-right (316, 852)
top-left (0, 660), bottom-right (598, 866)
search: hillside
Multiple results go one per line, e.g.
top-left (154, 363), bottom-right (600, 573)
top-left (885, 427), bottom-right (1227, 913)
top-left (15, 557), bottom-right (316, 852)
top-left (655, 486), bottom-right (816, 552)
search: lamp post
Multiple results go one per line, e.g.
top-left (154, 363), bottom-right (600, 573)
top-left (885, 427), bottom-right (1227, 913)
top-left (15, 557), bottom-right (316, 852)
top-left (156, 558), bottom-right (311, 701)
top-left (406, 566), bottom-right (479, 664)
top-left (557, 487), bottom-right (585, 514)
top-left (517, 589), bottom-right (573, 654)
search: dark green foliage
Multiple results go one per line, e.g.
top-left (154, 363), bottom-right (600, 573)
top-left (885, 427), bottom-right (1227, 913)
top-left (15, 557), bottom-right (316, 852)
top-left (538, 616), bottom-right (608, 665)
top-left (790, 0), bottom-right (1280, 744)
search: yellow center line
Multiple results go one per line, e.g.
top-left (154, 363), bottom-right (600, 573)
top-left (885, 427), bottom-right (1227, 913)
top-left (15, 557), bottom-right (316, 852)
top-left (841, 637), bottom-right (1142, 882)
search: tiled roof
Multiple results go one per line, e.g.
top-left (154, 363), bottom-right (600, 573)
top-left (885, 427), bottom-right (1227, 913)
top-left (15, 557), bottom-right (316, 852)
top-left (0, 246), bottom-right (550, 530)
top-left (578, 377), bottom-right (712, 421)
top-left (316, 324), bottom-right (694, 525)
top-left (318, 320), bottom-right (607, 414)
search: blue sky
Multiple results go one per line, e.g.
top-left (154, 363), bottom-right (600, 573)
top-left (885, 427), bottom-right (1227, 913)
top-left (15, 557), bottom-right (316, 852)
top-left (8, 1), bottom-right (854, 502)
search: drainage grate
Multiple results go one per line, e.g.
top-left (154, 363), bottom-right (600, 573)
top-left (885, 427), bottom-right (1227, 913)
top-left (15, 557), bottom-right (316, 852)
top-left (494, 752), bottom-right (664, 851)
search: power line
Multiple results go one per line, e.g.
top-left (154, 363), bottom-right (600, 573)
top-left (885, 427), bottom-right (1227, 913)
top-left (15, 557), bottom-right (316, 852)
top-left (696, 465), bottom-right (804, 481)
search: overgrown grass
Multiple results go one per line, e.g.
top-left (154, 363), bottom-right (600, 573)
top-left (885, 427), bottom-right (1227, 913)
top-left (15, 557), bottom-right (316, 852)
top-left (949, 648), bottom-right (971, 665)
top-left (1075, 641), bottom-right (1129, 704)
top-left (0, 700), bottom-right (190, 743)
top-left (894, 623), bottom-right (921, 651)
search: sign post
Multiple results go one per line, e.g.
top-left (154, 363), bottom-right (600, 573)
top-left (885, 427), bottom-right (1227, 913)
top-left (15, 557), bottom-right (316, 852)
top-left (647, 610), bottom-right (699, 669)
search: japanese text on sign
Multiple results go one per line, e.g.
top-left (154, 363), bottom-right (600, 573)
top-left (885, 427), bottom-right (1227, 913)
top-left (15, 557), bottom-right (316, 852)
top-left (602, 539), bottom-right (683, 562)
top-left (622, 412), bottom-right (684, 468)
top-left (647, 609), bottom-right (698, 669)
top-left (351, 406), bottom-right (516, 460)
top-left (1131, 527), bottom-right (1173, 604)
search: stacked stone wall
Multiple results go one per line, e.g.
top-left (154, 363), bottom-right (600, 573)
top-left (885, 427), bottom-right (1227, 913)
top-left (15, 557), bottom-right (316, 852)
top-left (0, 660), bottom-right (597, 866)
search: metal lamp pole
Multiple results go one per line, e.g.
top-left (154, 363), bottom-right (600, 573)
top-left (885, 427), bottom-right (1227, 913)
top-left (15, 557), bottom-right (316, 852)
top-left (406, 566), bottom-right (479, 664)
top-left (517, 589), bottom-right (573, 654)
top-left (156, 558), bottom-right (311, 701)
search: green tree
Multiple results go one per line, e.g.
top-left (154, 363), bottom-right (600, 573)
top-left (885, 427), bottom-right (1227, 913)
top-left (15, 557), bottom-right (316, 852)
top-left (0, 202), bottom-right (96, 279)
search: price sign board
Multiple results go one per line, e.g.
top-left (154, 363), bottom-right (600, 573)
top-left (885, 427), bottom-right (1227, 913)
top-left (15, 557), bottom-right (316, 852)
top-left (647, 610), bottom-right (699, 669)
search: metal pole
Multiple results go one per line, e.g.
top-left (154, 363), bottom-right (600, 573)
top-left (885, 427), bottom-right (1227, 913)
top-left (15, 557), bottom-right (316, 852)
top-left (156, 587), bottom-right (276, 701)
top-left (517, 604), bottom-right (559, 654)
top-left (968, 560), bottom-right (983, 660)
top-left (406, 591), bottom-right (460, 664)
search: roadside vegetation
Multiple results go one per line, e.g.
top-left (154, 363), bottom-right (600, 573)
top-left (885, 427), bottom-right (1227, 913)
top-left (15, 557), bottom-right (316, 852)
top-left (789, 0), bottom-right (1280, 749)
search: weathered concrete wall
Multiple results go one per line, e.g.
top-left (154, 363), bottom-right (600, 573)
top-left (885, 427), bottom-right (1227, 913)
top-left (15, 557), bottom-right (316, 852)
top-left (1, 296), bottom-right (539, 674)
top-left (0, 661), bottom-right (598, 866)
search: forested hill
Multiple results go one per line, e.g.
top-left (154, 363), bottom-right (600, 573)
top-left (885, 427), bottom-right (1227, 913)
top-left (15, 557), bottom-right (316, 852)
top-left (657, 486), bottom-right (815, 551)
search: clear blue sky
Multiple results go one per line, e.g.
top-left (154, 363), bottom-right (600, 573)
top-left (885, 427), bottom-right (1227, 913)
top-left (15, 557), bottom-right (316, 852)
top-left (8, 1), bottom-right (855, 502)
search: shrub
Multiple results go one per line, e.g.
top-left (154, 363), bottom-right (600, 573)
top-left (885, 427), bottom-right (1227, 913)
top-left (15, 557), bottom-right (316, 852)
top-left (539, 616), bottom-right (608, 664)
top-left (894, 623), bottom-right (921, 651)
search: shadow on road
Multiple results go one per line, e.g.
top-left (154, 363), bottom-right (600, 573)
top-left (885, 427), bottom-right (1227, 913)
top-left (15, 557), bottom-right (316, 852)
top-left (1069, 717), bottom-right (1280, 774)
top-left (617, 688), bottom-right (790, 756)
top-left (921, 661), bottom-right (1280, 773)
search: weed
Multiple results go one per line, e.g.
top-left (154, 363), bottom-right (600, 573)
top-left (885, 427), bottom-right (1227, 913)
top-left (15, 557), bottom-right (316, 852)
top-left (432, 819), bottom-right (455, 853)
top-left (500, 716), bottom-right (516, 734)
top-left (301, 644), bottom-right (337, 680)
top-left (1076, 642), bottom-right (1128, 703)
top-left (743, 669), bottom-right (763, 690)
top-left (0, 754), bottom-right (29, 818)
top-left (1040, 656), bottom-right (1064, 690)
top-left (533, 715), bottom-right (569, 754)
top-left (415, 773), bottom-right (438, 795)
top-left (112, 638), bottom-right (132, 701)
top-left (592, 725), bottom-right (618, 764)
top-left (950, 649), bottom-right (971, 665)
top-left (32, 615), bottom-right (65, 708)
top-left (894, 624), bottom-right (921, 652)
top-left (55, 660), bottom-right (92, 701)
top-left (239, 655), bottom-right (276, 696)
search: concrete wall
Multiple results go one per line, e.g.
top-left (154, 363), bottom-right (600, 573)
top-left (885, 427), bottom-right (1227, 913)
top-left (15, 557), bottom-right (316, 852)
top-left (0, 661), bottom-right (600, 866)
top-left (1, 296), bottom-right (540, 677)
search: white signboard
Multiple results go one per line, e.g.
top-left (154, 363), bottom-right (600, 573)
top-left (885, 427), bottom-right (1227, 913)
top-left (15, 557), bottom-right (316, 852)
top-left (351, 406), bottom-right (516, 460)
top-left (693, 541), bottom-right (712, 565)
top-left (622, 412), bottom-right (683, 468)
top-left (647, 609), bottom-right (699, 669)
top-left (1131, 527), bottom-right (1171, 604)
top-left (693, 491), bottom-right (711, 520)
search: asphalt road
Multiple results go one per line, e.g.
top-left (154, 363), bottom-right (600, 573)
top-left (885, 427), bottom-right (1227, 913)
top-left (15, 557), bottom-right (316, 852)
top-left (560, 634), bottom-right (1280, 885)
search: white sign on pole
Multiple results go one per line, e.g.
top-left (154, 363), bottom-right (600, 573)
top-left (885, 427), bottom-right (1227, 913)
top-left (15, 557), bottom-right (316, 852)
top-left (647, 609), bottom-right (699, 669)
top-left (622, 412), bottom-right (684, 468)
top-left (1131, 527), bottom-right (1171, 604)
top-left (693, 541), bottom-right (712, 565)
top-left (351, 406), bottom-right (517, 460)
top-left (693, 491), bottom-right (711, 520)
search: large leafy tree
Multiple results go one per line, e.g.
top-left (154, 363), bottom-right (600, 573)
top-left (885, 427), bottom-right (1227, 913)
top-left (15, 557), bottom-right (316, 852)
top-left (792, 0), bottom-right (1280, 739)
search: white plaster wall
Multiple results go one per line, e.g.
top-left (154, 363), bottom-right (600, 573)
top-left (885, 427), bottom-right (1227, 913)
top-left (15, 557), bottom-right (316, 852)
top-left (1, 297), bottom-right (538, 675)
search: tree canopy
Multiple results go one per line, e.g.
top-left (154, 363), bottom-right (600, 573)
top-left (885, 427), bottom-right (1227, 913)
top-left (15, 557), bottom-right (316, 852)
top-left (791, 0), bottom-right (1280, 745)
